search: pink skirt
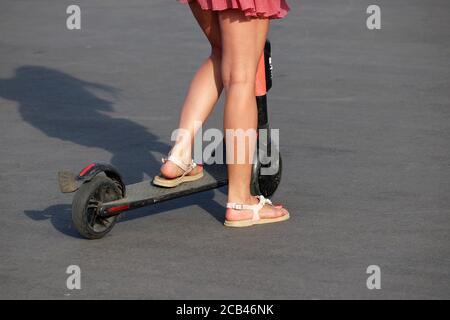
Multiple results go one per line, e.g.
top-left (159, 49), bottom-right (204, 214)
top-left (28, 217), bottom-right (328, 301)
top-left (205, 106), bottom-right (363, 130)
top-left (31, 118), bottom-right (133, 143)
top-left (179, 0), bottom-right (290, 19)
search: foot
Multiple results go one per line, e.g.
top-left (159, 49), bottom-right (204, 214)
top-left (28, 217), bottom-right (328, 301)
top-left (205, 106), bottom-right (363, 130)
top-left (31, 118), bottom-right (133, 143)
top-left (159, 148), bottom-right (203, 179)
top-left (225, 195), bottom-right (289, 223)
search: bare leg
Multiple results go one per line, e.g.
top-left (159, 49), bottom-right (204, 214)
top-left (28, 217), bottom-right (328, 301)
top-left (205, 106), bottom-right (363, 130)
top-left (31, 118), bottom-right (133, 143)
top-left (161, 2), bottom-right (222, 178)
top-left (219, 10), bottom-right (289, 221)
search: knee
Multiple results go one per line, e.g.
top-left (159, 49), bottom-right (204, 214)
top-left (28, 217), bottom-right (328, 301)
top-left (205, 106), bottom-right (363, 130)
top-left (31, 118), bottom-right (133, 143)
top-left (221, 68), bottom-right (255, 92)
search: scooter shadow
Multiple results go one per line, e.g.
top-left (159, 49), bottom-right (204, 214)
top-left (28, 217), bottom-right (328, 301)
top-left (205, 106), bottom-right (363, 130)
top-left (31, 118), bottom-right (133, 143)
top-left (24, 188), bottom-right (226, 239)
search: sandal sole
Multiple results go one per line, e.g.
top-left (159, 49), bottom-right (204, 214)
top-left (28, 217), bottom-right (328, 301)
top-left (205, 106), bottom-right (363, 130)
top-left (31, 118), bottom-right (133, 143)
top-left (224, 213), bottom-right (290, 228)
top-left (152, 171), bottom-right (204, 188)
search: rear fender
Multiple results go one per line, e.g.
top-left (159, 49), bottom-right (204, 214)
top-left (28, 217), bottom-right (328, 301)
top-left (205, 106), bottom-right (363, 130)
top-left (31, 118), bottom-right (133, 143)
top-left (76, 163), bottom-right (126, 196)
top-left (58, 163), bottom-right (125, 195)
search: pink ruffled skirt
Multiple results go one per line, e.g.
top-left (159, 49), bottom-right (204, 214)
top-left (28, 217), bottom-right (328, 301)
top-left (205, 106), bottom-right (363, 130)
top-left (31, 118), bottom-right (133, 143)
top-left (179, 0), bottom-right (290, 19)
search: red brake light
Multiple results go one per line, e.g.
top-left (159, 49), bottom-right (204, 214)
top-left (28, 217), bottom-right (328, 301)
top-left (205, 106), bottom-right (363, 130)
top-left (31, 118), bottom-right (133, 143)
top-left (79, 163), bottom-right (95, 177)
top-left (107, 205), bottom-right (130, 213)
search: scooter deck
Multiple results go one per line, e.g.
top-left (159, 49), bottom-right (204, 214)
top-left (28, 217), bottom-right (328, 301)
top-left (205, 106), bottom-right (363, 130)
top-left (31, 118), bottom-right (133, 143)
top-left (104, 164), bottom-right (228, 209)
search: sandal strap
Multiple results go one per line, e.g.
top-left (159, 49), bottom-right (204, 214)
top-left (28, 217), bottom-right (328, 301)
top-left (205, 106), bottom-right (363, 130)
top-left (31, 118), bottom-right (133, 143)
top-left (226, 195), bottom-right (273, 221)
top-left (162, 154), bottom-right (197, 172)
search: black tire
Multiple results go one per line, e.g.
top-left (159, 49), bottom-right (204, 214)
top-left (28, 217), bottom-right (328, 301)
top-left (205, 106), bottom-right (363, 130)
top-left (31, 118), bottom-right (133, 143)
top-left (257, 152), bottom-right (282, 198)
top-left (72, 175), bottom-right (123, 239)
top-left (251, 145), bottom-right (283, 198)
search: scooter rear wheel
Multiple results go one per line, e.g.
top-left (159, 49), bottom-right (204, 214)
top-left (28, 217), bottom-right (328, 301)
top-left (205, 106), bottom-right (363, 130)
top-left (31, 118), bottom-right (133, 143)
top-left (72, 175), bottom-right (123, 239)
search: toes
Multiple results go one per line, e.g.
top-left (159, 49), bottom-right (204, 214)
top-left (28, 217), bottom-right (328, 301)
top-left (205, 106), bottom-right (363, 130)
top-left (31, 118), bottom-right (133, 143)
top-left (280, 207), bottom-right (289, 217)
top-left (191, 164), bottom-right (203, 176)
top-left (196, 164), bottom-right (204, 174)
top-left (273, 206), bottom-right (288, 218)
top-left (261, 204), bottom-right (288, 219)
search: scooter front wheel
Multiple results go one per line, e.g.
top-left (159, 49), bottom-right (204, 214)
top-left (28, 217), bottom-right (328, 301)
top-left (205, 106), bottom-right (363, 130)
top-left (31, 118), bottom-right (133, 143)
top-left (251, 145), bottom-right (283, 198)
top-left (72, 175), bottom-right (123, 239)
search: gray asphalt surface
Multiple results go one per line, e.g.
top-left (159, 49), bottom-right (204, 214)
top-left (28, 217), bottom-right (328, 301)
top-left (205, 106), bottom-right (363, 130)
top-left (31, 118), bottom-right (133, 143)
top-left (0, 0), bottom-right (449, 299)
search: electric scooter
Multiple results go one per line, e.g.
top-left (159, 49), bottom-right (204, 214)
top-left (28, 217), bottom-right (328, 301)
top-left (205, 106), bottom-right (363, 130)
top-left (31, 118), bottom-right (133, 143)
top-left (58, 40), bottom-right (282, 239)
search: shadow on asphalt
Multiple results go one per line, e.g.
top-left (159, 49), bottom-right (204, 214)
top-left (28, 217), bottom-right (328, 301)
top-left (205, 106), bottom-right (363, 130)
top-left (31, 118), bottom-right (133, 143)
top-left (0, 66), bottom-right (224, 238)
top-left (0, 65), bottom-right (168, 183)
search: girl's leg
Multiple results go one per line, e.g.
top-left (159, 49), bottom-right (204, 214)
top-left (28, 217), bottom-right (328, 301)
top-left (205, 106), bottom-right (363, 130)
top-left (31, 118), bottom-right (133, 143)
top-left (161, 2), bottom-right (223, 178)
top-left (219, 10), bottom-right (289, 221)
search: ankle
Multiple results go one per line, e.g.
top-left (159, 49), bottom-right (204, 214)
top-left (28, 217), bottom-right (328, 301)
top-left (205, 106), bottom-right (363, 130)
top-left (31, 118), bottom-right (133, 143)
top-left (170, 143), bottom-right (192, 162)
top-left (227, 194), bottom-right (256, 205)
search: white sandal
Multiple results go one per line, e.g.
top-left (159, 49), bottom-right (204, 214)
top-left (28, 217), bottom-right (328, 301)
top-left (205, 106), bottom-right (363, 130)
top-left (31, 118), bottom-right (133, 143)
top-left (224, 195), bottom-right (290, 227)
top-left (153, 154), bottom-right (203, 188)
